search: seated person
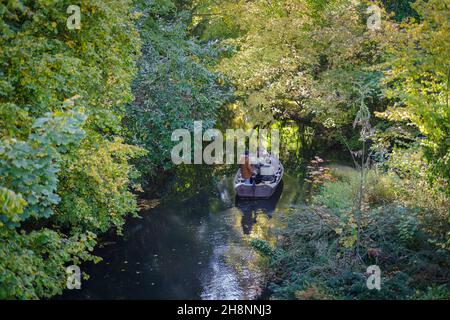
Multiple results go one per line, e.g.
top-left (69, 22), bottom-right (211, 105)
top-left (239, 150), bottom-right (253, 185)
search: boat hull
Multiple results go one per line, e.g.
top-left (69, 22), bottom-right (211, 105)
top-left (234, 159), bottom-right (284, 199)
top-left (235, 183), bottom-right (279, 199)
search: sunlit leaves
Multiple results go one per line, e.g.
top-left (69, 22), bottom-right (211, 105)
top-left (380, 0), bottom-right (450, 191)
top-left (56, 136), bottom-right (146, 234)
top-left (199, 0), bottom-right (388, 137)
top-left (0, 0), bottom-right (143, 299)
top-left (0, 187), bottom-right (27, 228)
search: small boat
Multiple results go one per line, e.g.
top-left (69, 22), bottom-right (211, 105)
top-left (234, 153), bottom-right (284, 199)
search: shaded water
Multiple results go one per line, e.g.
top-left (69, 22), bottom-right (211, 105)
top-left (61, 169), bottom-right (306, 300)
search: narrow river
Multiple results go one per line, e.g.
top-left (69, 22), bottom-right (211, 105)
top-left (61, 167), bottom-right (306, 300)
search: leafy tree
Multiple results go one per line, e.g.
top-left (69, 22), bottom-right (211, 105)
top-left (0, 0), bottom-right (144, 298)
top-left (379, 0), bottom-right (450, 193)
top-left (380, 0), bottom-right (418, 21)
top-left (196, 0), bottom-right (390, 151)
top-left (0, 228), bottom-right (98, 300)
top-left (125, 0), bottom-right (232, 180)
top-left (0, 110), bottom-right (86, 225)
top-left (0, 109), bottom-right (101, 299)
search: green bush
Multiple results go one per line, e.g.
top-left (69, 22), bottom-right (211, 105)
top-left (125, 0), bottom-right (232, 180)
top-left (313, 180), bottom-right (356, 215)
top-left (365, 171), bottom-right (399, 205)
top-left (265, 203), bottom-right (449, 300)
top-left (0, 0), bottom-right (143, 299)
top-left (55, 136), bottom-right (146, 234)
top-left (264, 166), bottom-right (449, 300)
top-left (0, 229), bottom-right (98, 300)
top-left (0, 110), bottom-right (87, 225)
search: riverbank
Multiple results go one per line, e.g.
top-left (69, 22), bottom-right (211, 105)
top-left (254, 163), bottom-right (449, 300)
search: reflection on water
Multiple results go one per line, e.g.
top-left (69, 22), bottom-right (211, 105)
top-left (236, 182), bottom-right (283, 235)
top-left (60, 171), bottom-right (305, 300)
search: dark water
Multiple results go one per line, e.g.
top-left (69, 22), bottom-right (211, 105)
top-left (61, 170), bottom-right (306, 300)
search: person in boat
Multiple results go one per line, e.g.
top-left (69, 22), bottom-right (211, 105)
top-left (254, 147), bottom-right (267, 184)
top-left (240, 150), bottom-right (253, 185)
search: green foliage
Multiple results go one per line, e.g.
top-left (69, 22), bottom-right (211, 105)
top-left (196, 0), bottom-right (388, 143)
top-left (0, 0), bottom-right (143, 299)
top-left (0, 110), bottom-right (86, 225)
top-left (125, 0), bottom-right (232, 179)
top-left (266, 192), bottom-right (449, 300)
top-left (56, 136), bottom-right (146, 234)
top-left (379, 0), bottom-right (450, 193)
top-left (371, 149), bottom-right (449, 250)
top-left (381, 0), bottom-right (419, 21)
top-left (313, 180), bottom-right (357, 215)
top-left (413, 285), bottom-right (450, 300)
top-left (0, 229), bottom-right (98, 300)
top-left (0, 187), bottom-right (27, 227)
top-left (251, 238), bottom-right (276, 257)
top-left (0, 0), bottom-right (140, 120)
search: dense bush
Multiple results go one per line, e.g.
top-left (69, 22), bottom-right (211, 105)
top-left (125, 0), bottom-right (232, 181)
top-left (256, 167), bottom-right (449, 300)
top-left (0, 0), bottom-right (143, 299)
top-left (379, 0), bottom-right (450, 192)
top-left (0, 229), bottom-right (98, 299)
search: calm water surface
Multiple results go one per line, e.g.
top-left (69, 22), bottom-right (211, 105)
top-left (61, 171), bottom-right (306, 300)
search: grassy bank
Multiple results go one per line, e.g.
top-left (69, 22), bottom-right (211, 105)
top-left (253, 157), bottom-right (449, 300)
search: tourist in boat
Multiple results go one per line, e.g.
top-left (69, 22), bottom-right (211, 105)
top-left (240, 150), bottom-right (253, 185)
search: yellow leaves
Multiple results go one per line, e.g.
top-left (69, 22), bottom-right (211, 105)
top-left (0, 187), bottom-right (27, 223)
top-left (339, 234), bottom-right (357, 249)
top-left (62, 95), bottom-right (81, 108)
top-left (375, 108), bottom-right (413, 122)
top-left (130, 11), bottom-right (143, 20)
top-left (63, 134), bottom-right (145, 201)
top-left (382, 0), bottom-right (449, 169)
top-left (66, 40), bottom-right (76, 48)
